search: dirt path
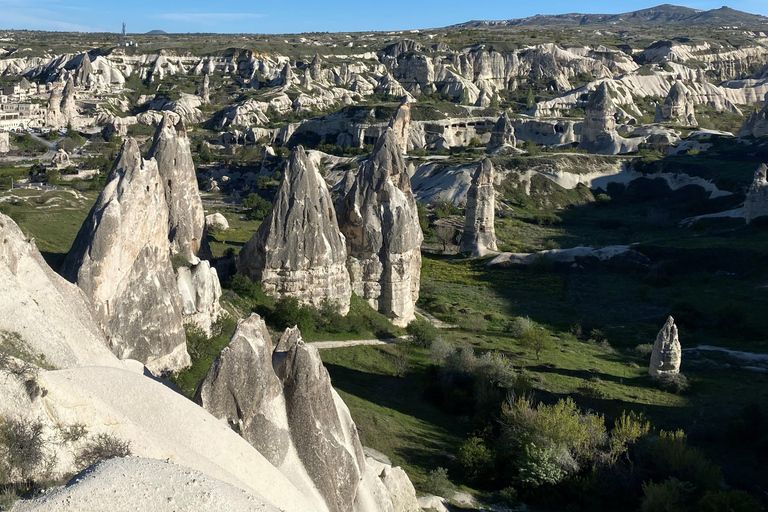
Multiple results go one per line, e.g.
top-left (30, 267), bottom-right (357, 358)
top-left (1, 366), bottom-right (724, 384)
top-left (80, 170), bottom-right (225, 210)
top-left (309, 337), bottom-right (403, 350)
top-left (685, 345), bottom-right (768, 362)
top-left (415, 307), bottom-right (455, 329)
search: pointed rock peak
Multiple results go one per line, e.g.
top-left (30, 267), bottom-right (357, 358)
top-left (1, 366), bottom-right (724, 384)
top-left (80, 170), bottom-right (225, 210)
top-left (387, 98), bottom-right (411, 153)
top-left (152, 112), bottom-right (187, 146)
top-left (476, 158), bottom-right (494, 184)
top-left (668, 81), bottom-right (688, 99)
top-left (63, 76), bottom-right (75, 95)
top-left (366, 128), bottom-right (409, 192)
top-left (650, 315), bottom-right (681, 378)
top-left (111, 137), bottom-right (144, 177)
top-left (588, 82), bottom-right (613, 112)
top-left (275, 326), bottom-right (303, 355)
top-left (660, 315), bottom-right (677, 336)
top-left (311, 53), bottom-right (321, 65)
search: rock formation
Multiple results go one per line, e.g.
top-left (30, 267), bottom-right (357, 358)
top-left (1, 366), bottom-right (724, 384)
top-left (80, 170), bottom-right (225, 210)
top-left (176, 260), bottom-right (222, 336)
top-left (744, 163), bottom-right (768, 224)
top-left (580, 82), bottom-right (635, 155)
top-left (460, 158), bottom-right (498, 256)
top-left (74, 53), bottom-right (94, 88)
top-left (60, 138), bottom-right (189, 374)
top-left (278, 62), bottom-right (294, 87)
top-left (0, 213), bottom-right (122, 369)
top-left (655, 81), bottom-right (697, 127)
top-left (388, 98), bottom-right (411, 153)
top-left (739, 92), bottom-right (768, 138)
top-left (309, 54), bottom-right (323, 81)
top-left (200, 73), bottom-right (211, 104)
top-left (238, 146), bottom-right (351, 314)
top-left (149, 113), bottom-right (210, 262)
top-left (487, 112), bottom-right (517, 153)
top-left (60, 77), bottom-right (79, 122)
top-left (649, 316), bottom-right (682, 378)
top-left (51, 148), bottom-right (71, 169)
top-left (0, 131), bottom-right (8, 153)
top-left (337, 128), bottom-right (423, 326)
top-left (206, 212), bottom-right (229, 230)
top-left (198, 314), bottom-right (419, 512)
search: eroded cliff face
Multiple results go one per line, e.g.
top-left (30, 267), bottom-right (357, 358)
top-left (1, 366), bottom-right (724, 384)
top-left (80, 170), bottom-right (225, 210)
top-left (238, 145), bottom-right (352, 314)
top-left (61, 138), bottom-right (189, 374)
top-left (460, 158), bottom-right (498, 257)
top-left (655, 81), bottom-right (698, 126)
top-left (337, 128), bottom-right (423, 327)
top-left (198, 314), bottom-right (420, 512)
top-left (740, 92), bottom-right (768, 138)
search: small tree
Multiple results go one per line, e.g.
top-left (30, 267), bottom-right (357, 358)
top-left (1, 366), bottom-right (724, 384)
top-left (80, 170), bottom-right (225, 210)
top-left (406, 318), bottom-right (439, 347)
top-left (45, 168), bottom-right (59, 185)
top-left (434, 225), bottom-right (455, 253)
top-left (520, 326), bottom-right (551, 360)
top-left (242, 193), bottom-right (272, 220)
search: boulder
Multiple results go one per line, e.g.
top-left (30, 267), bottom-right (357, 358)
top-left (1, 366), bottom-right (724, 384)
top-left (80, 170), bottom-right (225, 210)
top-left (745, 163), bottom-right (768, 224)
top-left (238, 146), bottom-right (351, 314)
top-left (206, 212), bottom-right (230, 230)
top-left (655, 81), bottom-right (698, 127)
top-left (337, 128), bottom-right (423, 327)
top-left (0, 213), bottom-right (122, 369)
top-left (460, 158), bottom-right (498, 256)
top-left (649, 316), bottom-right (682, 378)
top-left (149, 113), bottom-right (211, 262)
top-left (60, 138), bottom-right (190, 374)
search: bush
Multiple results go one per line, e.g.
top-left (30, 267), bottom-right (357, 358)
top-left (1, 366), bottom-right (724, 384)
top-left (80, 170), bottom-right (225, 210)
top-left (423, 467), bottom-right (454, 497)
top-left (655, 373), bottom-right (690, 394)
top-left (406, 319), bottom-right (439, 347)
top-left (458, 437), bottom-right (494, 482)
top-left (75, 433), bottom-right (131, 469)
top-left (645, 430), bottom-right (721, 491)
top-left (0, 417), bottom-right (47, 482)
top-left (519, 326), bottom-right (552, 360)
top-left (429, 338), bottom-right (454, 365)
top-left (271, 297), bottom-right (315, 334)
top-left (635, 344), bottom-right (654, 358)
top-left (641, 478), bottom-right (693, 512)
top-left (697, 490), bottom-right (763, 512)
top-left (506, 316), bottom-right (534, 337)
top-left (241, 193), bottom-right (272, 220)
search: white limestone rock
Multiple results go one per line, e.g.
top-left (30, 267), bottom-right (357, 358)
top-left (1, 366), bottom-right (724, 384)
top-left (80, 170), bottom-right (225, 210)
top-left (745, 163), bottom-right (768, 224)
top-left (206, 212), bottom-right (230, 230)
top-left (460, 158), bottom-right (498, 257)
top-left (238, 146), bottom-right (352, 314)
top-left (649, 316), bottom-right (682, 378)
top-left (337, 128), bottom-right (423, 327)
top-left (0, 132), bottom-right (8, 153)
top-left (60, 138), bottom-right (190, 374)
top-left (655, 81), bottom-right (698, 127)
top-left (176, 261), bottom-right (222, 336)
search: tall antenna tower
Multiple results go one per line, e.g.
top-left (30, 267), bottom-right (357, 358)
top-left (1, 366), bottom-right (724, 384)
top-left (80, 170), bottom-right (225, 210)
top-left (121, 22), bottom-right (127, 46)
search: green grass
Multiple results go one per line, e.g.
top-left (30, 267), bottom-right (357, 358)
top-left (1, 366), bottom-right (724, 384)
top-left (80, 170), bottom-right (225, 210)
top-left (205, 208), bottom-right (261, 258)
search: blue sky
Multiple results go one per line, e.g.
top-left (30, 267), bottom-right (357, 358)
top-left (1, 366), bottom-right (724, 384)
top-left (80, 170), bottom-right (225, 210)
top-left (0, 0), bottom-right (767, 33)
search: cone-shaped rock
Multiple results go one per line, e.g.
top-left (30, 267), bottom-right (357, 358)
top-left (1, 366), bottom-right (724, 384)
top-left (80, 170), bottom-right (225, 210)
top-left (488, 112), bottom-right (516, 151)
top-left (309, 54), bottom-right (323, 81)
top-left (655, 81), bottom-right (697, 127)
top-left (200, 73), bottom-right (210, 104)
top-left (238, 146), bottom-right (351, 314)
top-left (74, 53), bottom-right (94, 88)
top-left (745, 163), bottom-right (768, 224)
top-left (388, 98), bottom-right (411, 154)
top-left (337, 128), bottom-right (423, 326)
top-left (460, 158), bottom-right (498, 256)
top-left (740, 92), bottom-right (768, 138)
top-left (649, 316), bottom-right (682, 378)
top-left (61, 138), bottom-right (189, 374)
top-left (149, 113), bottom-right (210, 262)
top-left (60, 76), bottom-right (78, 122)
top-left (580, 82), bottom-right (628, 155)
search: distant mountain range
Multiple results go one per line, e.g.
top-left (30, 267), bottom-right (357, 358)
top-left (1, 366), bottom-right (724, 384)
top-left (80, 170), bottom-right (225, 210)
top-left (452, 4), bottom-right (768, 28)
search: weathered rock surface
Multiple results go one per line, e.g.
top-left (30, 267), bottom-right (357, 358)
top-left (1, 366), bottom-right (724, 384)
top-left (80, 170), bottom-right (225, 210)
top-left (655, 81), bottom-right (698, 126)
top-left (745, 163), bottom-right (768, 224)
top-left (13, 457), bottom-right (281, 512)
top-left (149, 113), bottom-right (210, 262)
top-left (366, 457), bottom-right (421, 512)
top-left (238, 146), bottom-right (351, 314)
top-left (60, 138), bottom-right (189, 374)
top-left (337, 128), bottom-right (423, 327)
top-left (199, 316), bottom-right (420, 512)
top-left (200, 73), bottom-right (211, 104)
top-left (388, 99), bottom-right (411, 154)
top-left (0, 213), bottom-right (122, 369)
top-left (74, 53), bottom-right (94, 88)
top-left (0, 131), bottom-right (8, 153)
top-left (580, 82), bottom-right (637, 155)
top-left (51, 148), bottom-right (71, 169)
top-left (487, 112), bottom-right (516, 153)
top-left (176, 260), bottom-right (222, 336)
top-left (460, 158), bottom-right (498, 256)
top-left (739, 93), bottom-right (768, 138)
top-left (649, 316), bottom-right (682, 378)
top-left (206, 212), bottom-right (230, 230)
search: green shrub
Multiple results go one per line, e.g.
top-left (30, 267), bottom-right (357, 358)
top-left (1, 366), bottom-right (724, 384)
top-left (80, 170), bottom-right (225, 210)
top-left (458, 437), bottom-right (494, 482)
top-left (519, 326), bottom-right (552, 360)
top-left (645, 430), bottom-right (721, 490)
top-left (655, 373), bottom-right (690, 394)
top-left (697, 490), bottom-right (763, 512)
top-left (75, 433), bottom-right (131, 469)
top-left (506, 316), bottom-right (534, 337)
top-left (635, 344), bottom-right (654, 358)
top-left (271, 297), bottom-right (315, 334)
top-left (406, 319), bottom-right (439, 347)
top-left (423, 467), bottom-right (454, 497)
top-left (428, 338), bottom-right (454, 365)
top-left (241, 192), bottom-right (272, 220)
top-left (0, 416), bottom-right (47, 481)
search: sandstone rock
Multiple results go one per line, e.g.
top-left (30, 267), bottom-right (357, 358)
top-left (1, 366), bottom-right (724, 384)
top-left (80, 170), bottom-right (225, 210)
top-left (176, 261), bottom-right (222, 336)
top-left (739, 93), bottom-right (768, 138)
top-left (309, 54), bottom-right (323, 81)
top-left (60, 77), bottom-right (78, 123)
top-left (487, 112), bottom-right (516, 152)
top-left (74, 53), bottom-right (94, 88)
top-left (0, 213), bottom-right (122, 369)
top-left (51, 148), bottom-right (71, 169)
top-left (0, 131), bottom-right (9, 153)
top-left (200, 73), bottom-right (211, 104)
top-left (337, 128), bottom-right (423, 326)
top-left (149, 113), bottom-right (210, 261)
top-left (206, 212), bottom-right (229, 230)
top-left (460, 158), bottom-right (498, 256)
top-left (12, 457), bottom-right (281, 512)
top-left (580, 82), bottom-right (635, 155)
top-left (745, 163), bottom-right (768, 224)
top-left (238, 145), bottom-right (351, 314)
top-left (655, 81), bottom-right (698, 127)
top-left (388, 98), bottom-right (411, 153)
top-left (278, 62), bottom-right (294, 87)
top-left (649, 316), bottom-right (682, 378)
top-left (365, 457), bottom-right (421, 512)
top-left (61, 138), bottom-right (190, 374)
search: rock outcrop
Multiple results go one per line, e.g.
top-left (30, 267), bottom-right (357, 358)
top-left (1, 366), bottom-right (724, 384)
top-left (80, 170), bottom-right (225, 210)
top-left (74, 53), bottom-right (94, 88)
top-left (655, 81), bottom-right (698, 127)
top-left (487, 112), bottom-right (516, 153)
top-left (580, 82), bottom-right (636, 155)
top-left (176, 261), bottom-right (222, 336)
top-left (337, 128), bottom-right (423, 327)
top-left (649, 316), bottom-right (682, 378)
top-left (198, 314), bottom-right (419, 512)
top-left (460, 158), bottom-right (498, 256)
top-left (238, 146), bottom-right (352, 314)
top-left (51, 148), bottom-right (71, 169)
top-left (200, 73), bottom-right (211, 104)
top-left (60, 138), bottom-right (189, 374)
top-left (739, 93), bottom-right (768, 138)
top-left (0, 213), bottom-right (122, 369)
top-left (206, 212), bottom-right (229, 230)
top-left (149, 113), bottom-right (210, 262)
top-left (0, 132), bottom-right (9, 153)
top-left (744, 163), bottom-right (768, 224)
top-left (388, 98), bottom-right (411, 153)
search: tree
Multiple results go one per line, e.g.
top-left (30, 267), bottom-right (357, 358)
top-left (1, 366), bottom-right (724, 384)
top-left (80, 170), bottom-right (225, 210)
top-left (526, 88), bottom-right (535, 108)
top-left (519, 326), bottom-right (551, 360)
top-left (241, 193), bottom-right (272, 220)
top-left (434, 225), bottom-right (455, 253)
top-left (45, 168), bottom-right (59, 185)
top-left (198, 142), bottom-right (212, 163)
